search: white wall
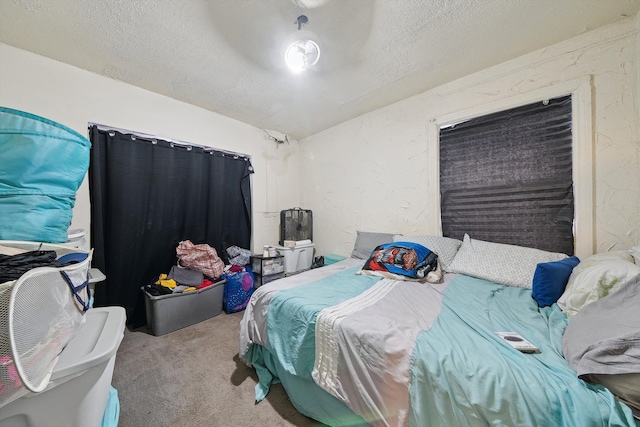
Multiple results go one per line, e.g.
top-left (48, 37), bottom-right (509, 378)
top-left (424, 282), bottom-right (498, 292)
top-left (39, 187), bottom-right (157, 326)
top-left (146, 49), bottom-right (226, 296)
top-left (3, 14), bottom-right (639, 259)
top-left (301, 16), bottom-right (640, 257)
top-left (0, 43), bottom-right (300, 251)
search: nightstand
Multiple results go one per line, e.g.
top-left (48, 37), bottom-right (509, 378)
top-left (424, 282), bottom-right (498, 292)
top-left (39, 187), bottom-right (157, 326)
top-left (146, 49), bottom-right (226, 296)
top-left (250, 254), bottom-right (285, 288)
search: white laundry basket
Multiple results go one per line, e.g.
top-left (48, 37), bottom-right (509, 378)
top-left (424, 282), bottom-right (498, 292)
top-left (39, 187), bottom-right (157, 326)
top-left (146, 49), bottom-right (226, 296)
top-left (0, 240), bottom-right (122, 427)
top-left (0, 241), bottom-right (93, 407)
top-left (0, 306), bottom-right (126, 427)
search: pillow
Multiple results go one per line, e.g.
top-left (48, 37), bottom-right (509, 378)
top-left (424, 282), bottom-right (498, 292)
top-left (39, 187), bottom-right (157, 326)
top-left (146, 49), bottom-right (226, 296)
top-left (392, 234), bottom-right (462, 272)
top-left (447, 234), bottom-right (568, 288)
top-left (557, 251), bottom-right (640, 318)
top-left (351, 231), bottom-right (396, 259)
top-left (586, 374), bottom-right (640, 419)
top-left (531, 256), bottom-right (580, 307)
top-left (358, 242), bottom-right (441, 283)
top-left (562, 273), bottom-right (640, 416)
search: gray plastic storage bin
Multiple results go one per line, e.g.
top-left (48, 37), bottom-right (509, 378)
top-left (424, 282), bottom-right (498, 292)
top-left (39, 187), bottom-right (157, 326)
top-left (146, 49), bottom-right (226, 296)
top-left (0, 306), bottom-right (126, 427)
top-left (143, 279), bottom-right (225, 336)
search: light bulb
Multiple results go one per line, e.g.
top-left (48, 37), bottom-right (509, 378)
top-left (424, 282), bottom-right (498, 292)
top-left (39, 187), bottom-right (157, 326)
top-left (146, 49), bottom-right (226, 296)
top-left (285, 39), bottom-right (320, 73)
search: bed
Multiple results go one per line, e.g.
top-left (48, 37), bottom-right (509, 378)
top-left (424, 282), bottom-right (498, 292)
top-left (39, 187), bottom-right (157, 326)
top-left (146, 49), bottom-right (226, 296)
top-left (239, 233), bottom-right (640, 427)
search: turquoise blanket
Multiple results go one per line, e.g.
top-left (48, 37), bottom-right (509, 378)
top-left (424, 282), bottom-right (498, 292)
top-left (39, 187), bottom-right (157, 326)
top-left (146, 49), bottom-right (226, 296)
top-left (246, 270), bottom-right (637, 426)
top-left (267, 267), bottom-right (381, 379)
top-left (410, 275), bottom-right (636, 426)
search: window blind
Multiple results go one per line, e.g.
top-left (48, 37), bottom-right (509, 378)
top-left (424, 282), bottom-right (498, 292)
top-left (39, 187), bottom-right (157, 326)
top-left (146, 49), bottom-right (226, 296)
top-left (439, 95), bottom-right (574, 255)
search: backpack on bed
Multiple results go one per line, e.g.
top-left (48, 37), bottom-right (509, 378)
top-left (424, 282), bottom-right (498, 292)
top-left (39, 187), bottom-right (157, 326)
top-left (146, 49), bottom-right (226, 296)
top-left (360, 241), bottom-right (439, 282)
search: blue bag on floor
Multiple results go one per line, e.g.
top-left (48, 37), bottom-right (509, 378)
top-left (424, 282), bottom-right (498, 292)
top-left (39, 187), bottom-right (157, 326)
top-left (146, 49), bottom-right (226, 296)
top-left (223, 267), bottom-right (255, 313)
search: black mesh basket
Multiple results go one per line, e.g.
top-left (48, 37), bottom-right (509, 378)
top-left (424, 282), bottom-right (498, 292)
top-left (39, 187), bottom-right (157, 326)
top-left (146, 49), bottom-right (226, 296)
top-left (279, 208), bottom-right (313, 245)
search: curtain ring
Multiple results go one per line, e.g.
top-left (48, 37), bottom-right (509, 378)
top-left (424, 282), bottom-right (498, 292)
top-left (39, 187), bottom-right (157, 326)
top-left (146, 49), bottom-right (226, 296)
top-left (131, 135), bottom-right (136, 140)
top-left (152, 140), bottom-right (157, 145)
top-left (187, 146), bottom-right (192, 151)
top-left (170, 143), bottom-right (175, 148)
top-left (109, 131), bottom-right (115, 137)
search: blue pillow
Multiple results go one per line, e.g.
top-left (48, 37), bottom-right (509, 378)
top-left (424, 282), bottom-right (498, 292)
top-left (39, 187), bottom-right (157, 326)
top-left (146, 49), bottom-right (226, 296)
top-left (532, 255), bottom-right (580, 307)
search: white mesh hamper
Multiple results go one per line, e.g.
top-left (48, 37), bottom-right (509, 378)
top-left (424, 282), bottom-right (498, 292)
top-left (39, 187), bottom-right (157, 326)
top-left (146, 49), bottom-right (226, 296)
top-left (0, 249), bottom-right (91, 408)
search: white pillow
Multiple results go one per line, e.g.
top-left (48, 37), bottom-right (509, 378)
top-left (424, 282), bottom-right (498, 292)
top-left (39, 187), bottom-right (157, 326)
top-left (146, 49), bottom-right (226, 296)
top-left (392, 234), bottom-right (461, 272)
top-left (557, 251), bottom-right (640, 318)
top-left (447, 234), bottom-right (567, 288)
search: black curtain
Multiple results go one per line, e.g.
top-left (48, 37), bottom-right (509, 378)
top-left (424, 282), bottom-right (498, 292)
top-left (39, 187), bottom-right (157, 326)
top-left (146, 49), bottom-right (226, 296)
top-left (439, 95), bottom-right (574, 255)
top-left (89, 127), bottom-right (253, 326)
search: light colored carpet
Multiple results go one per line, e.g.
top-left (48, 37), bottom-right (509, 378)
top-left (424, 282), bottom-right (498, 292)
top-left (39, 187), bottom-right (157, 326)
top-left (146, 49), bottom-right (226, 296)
top-left (111, 310), bottom-right (326, 427)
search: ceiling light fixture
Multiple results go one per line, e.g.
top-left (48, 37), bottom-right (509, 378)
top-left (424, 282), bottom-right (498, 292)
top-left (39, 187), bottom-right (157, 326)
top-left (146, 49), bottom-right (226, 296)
top-left (284, 15), bottom-right (321, 73)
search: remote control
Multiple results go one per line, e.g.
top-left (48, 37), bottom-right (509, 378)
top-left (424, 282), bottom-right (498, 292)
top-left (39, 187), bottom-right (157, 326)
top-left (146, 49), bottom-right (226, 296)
top-left (496, 331), bottom-right (540, 353)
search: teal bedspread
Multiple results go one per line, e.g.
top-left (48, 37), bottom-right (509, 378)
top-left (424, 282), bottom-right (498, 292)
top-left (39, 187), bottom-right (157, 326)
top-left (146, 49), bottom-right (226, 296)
top-left (409, 275), bottom-right (635, 426)
top-left (267, 267), bottom-right (381, 380)
top-left (241, 265), bottom-right (638, 427)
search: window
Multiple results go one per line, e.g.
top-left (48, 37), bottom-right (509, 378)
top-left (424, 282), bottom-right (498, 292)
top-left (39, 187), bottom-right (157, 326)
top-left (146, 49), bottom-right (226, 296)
top-left (427, 78), bottom-right (593, 258)
top-left (439, 95), bottom-right (573, 255)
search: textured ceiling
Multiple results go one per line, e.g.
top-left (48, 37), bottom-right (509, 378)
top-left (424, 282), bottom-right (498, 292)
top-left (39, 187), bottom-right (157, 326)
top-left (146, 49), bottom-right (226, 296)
top-left (1, 0), bottom-right (639, 139)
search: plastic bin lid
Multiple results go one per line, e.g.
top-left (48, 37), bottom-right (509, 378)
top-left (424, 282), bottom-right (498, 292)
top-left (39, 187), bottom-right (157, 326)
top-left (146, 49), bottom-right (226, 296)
top-left (274, 242), bottom-right (315, 250)
top-left (67, 229), bottom-right (87, 240)
top-left (141, 279), bottom-right (225, 301)
top-left (88, 267), bottom-right (106, 283)
top-left (50, 307), bottom-right (126, 380)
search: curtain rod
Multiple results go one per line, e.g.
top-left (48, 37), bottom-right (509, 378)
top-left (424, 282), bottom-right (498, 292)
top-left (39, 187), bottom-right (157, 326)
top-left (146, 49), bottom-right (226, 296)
top-left (88, 123), bottom-right (251, 160)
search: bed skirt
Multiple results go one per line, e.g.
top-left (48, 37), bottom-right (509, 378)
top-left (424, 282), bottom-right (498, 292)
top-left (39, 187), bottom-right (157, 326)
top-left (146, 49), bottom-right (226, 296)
top-left (246, 344), bottom-right (369, 427)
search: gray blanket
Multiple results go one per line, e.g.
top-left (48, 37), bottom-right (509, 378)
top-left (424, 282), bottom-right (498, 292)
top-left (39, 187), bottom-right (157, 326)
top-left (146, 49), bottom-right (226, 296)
top-left (562, 273), bottom-right (640, 377)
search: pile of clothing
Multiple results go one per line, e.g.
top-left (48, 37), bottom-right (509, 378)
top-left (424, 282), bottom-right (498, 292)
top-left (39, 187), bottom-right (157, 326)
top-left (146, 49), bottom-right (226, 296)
top-left (0, 245), bottom-right (76, 284)
top-left (143, 241), bottom-right (253, 298)
top-left (144, 266), bottom-right (216, 296)
top-left (226, 245), bottom-right (251, 268)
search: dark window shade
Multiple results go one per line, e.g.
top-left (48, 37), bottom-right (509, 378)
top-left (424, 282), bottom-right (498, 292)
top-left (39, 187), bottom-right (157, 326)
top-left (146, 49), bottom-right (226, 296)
top-left (439, 95), bottom-right (574, 255)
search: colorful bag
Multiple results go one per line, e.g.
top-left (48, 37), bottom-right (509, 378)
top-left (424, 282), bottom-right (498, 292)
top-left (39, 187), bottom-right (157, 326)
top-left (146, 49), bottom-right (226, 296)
top-left (222, 268), bottom-right (255, 313)
top-left (176, 240), bottom-right (224, 280)
top-left (360, 241), bottom-right (441, 283)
